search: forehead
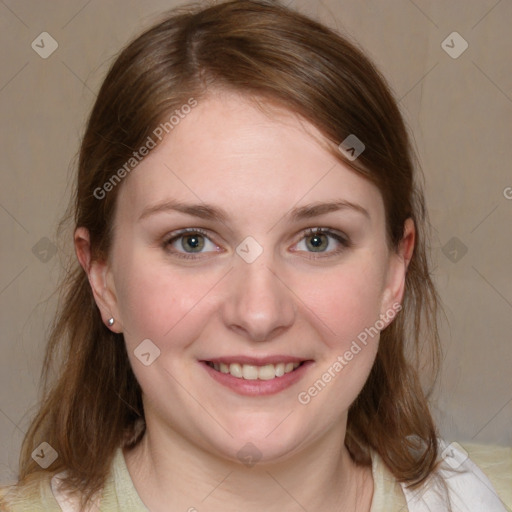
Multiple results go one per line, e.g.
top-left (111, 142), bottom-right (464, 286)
top-left (115, 91), bottom-right (385, 225)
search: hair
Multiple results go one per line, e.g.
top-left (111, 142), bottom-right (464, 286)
top-left (5, 0), bottom-right (443, 509)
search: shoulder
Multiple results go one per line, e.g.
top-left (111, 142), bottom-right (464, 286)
top-left (0, 473), bottom-right (62, 512)
top-left (399, 439), bottom-right (512, 512)
top-left (460, 441), bottom-right (512, 508)
top-left (0, 447), bottom-right (144, 512)
top-left (0, 470), bottom-right (104, 512)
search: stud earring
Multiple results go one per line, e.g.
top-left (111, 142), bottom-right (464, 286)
top-left (108, 317), bottom-right (115, 326)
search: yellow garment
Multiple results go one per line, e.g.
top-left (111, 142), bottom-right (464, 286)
top-left (0, 443), bottom-right (510, 511)
top-left (458, 442), bottom-right (512, 509)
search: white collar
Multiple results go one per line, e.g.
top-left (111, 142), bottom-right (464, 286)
top-left (400, 439), bottom-right (508, 511)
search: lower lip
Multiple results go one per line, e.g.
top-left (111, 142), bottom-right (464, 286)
top-left (201, 361), bottom-right (313, 396)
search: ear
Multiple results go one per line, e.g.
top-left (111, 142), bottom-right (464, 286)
top-left (74, 227), bottom-right (123, 333)
top-left (379, 218), bottom-right (415, 323)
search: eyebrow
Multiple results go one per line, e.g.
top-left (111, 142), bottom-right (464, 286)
top-left (138, 199), bottom-right (370, 223)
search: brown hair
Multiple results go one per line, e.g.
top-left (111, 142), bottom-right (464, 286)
top-left (9, 0), bottom-right (442, 508)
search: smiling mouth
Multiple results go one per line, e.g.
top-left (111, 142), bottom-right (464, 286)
top-left (205, 361), bottom-right (306, 380)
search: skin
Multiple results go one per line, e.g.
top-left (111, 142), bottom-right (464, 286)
top-left (75, 90), bottom-right (414, 512)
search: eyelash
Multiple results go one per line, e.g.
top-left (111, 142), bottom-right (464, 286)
top-left (162, 227), bottom-right (351, 261)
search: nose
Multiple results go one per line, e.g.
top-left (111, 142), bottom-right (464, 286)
top-left (220, 251), bottom-right (297, 343)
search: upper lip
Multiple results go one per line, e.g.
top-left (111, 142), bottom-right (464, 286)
top-left (201, 356), bottom-right (311, 365)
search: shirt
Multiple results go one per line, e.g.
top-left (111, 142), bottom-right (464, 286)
top-left (1, 441), bottom-right (510, 511)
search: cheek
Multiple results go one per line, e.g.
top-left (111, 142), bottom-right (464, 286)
top-left (298, 257), bottom-right (386, 349)
top-left (294, 267), bottom-right (384, 414)
top-left (113, 252), bottom-right (214, 351)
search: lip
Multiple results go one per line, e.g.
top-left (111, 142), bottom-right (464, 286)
top-left (199, 359), bottom-right (314, 396)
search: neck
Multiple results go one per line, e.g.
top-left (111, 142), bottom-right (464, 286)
top-left (123, 420), bottom-right (374, 512)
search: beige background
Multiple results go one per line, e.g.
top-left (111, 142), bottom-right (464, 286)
top-left (0, 0), bottom-right (511, 483)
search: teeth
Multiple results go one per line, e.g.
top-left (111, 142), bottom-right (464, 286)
top-left (242, 365), bottom-right (258, 380)
top-left (259, 364), bottom-right (277, 380)
top-left (208, 361), bottom-right (301, 380)
top-left (230, 363), bottom-right (243, 378)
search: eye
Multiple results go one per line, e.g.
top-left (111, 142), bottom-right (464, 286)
top-left (163, 228), bottom-right (221, 259)
top-left (293, 228), bottom-right (351, 258)
top-left (162, 227), bottom-right (351, 261)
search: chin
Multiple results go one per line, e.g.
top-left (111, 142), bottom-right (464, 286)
top-left (209, 420), bottom-right (307, 466)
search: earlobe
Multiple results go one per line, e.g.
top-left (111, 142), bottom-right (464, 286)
top-left (74, 227), bottom-right (122, 332)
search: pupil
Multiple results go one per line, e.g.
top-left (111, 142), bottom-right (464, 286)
top-left (184, 234), bottom-right (204, 252)
top-left (308, 234), bottom-right (326, 251)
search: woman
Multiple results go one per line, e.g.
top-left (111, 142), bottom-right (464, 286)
top-left (1, 1), bottom-right (510, 510)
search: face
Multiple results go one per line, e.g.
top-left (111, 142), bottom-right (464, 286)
top-left (84, 91), bottom-right (410, 464)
